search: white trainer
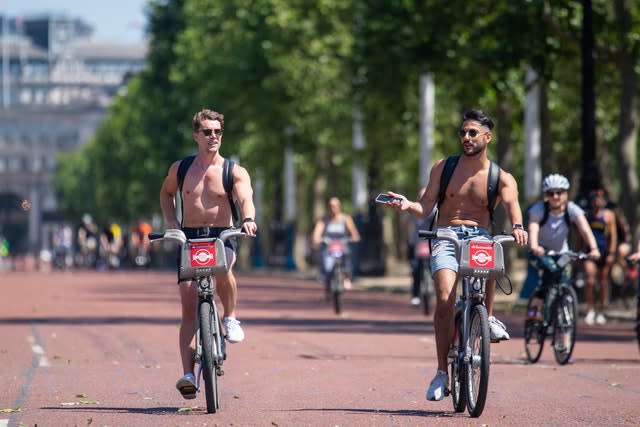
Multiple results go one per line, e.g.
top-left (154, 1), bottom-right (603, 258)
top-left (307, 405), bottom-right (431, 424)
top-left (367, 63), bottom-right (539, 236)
top-left (426, 370), bottom-right (449, 401)
top-left (489, 316), bottom-right (510, 341)
top-left (223, 317), bottom-right (245, 343)
top-left (595, 313), bottom-right (606, 325)
top-left (584, 310), bottom-right (596, 326)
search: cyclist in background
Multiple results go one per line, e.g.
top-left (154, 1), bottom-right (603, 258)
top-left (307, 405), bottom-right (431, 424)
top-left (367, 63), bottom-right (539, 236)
top-left (583, 189), bottom-right (617, 325)
top-left (76, 213), bottom-right (98, 268)
top-left (527, 174), bottom-right (600, 317)
top-left (382, 109), bottom-right (528, 402)
top-left (311, 196), bottom-right (361, 291)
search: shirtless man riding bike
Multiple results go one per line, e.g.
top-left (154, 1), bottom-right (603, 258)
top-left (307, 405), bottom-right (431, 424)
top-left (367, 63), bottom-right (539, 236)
top-left (159, 108), bottom-right (258, 399)
top-left (383, 109), bottom-right (528, 402)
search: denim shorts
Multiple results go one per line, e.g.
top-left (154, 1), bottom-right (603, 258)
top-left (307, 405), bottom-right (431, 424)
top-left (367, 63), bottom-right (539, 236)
top-left (430, 225), bottom-right (490, 274)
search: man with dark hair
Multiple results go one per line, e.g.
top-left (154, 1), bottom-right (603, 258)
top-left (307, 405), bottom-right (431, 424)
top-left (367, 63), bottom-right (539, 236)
top-left (382, 109), bottom-right (528, 401)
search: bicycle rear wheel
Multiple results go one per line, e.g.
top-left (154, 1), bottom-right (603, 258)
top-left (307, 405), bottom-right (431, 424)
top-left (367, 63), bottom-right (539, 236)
top-left (465, 304), bottom-right (490, 418)
top-left (524, 293), bottom-right (545, 363)
top-left (199, 299), bottom-right (219, 413)
top-left (552, 286), bottom-right (577, 365)
top-left (450, 312), bottom-right (466, 413)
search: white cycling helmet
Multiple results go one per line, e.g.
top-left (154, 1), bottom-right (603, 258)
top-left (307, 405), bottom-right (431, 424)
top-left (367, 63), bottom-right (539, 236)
top-left (542, 174), bottom-right (570, 191)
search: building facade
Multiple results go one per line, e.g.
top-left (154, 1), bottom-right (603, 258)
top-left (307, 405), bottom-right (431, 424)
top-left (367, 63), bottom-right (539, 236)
top-left (0, 13), bottom-right (146, 255)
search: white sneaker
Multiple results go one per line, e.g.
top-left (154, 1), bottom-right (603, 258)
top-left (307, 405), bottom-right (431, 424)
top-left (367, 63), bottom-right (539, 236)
top-left (584, 310), bottom-right (595, 326)
top-left (595, 313), bottom-right (606, 325)
top-left (426, 370), bottom-right (449, 401)
top-left (410, 297), bottom-right (421, 306)
top-left (175, 373), bottom-right (197, 399)
top-left (223, 317), bottom-right (245, 343)
top-left (489, 316), bottom-right (510, 341)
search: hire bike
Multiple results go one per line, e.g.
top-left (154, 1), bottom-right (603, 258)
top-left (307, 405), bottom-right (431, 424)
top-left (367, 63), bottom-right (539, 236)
top-left (414, 239), bottom-right (434, 315)
top-left (524, 250), bottom-right (588, 365)
top-left (419, 228), bottom-right (514, 418)
top-left (150, 228), bottom-right (249, 413)
top-left (322, 237), bottom-right (352, 314)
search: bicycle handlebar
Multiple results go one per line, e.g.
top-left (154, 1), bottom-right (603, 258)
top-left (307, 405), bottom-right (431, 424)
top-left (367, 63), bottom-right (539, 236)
top-left (544, 249), bottom-right (591, 261)
top-left (418, 228), bottom-right (515, 251)
top-left (149, 228), bottom-right (252, 246)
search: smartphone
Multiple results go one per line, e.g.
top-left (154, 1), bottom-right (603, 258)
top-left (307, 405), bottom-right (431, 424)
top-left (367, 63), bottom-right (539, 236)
top-left (375, 193), bottom-right (401, 204)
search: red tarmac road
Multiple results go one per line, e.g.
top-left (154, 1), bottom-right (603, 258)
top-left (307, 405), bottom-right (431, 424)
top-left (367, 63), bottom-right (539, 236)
top-left (0, 270), bottom-right (638, 427)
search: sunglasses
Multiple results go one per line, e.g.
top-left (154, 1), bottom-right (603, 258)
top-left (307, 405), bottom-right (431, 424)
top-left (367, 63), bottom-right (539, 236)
top-left (458, 128), bottom-right (489, 138)
top-left (545, 190), bottom-right (565, 197)
top-left (199, 128), bottom-right (223, 136)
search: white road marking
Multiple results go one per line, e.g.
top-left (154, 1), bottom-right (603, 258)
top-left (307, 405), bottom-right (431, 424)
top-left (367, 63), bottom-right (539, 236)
top-left (0, 419), bottom-right (9, 426)
top-left (27, 336), bottom-right (50, 367)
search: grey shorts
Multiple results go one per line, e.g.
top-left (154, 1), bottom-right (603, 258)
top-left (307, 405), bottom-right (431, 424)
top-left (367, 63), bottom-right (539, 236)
top-left (430, 225), bottom-right (490, 274)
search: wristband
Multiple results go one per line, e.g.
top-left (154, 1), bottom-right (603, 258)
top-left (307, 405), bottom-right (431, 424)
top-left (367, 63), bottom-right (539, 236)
top-left (242, 217), bottom-right (255, 224)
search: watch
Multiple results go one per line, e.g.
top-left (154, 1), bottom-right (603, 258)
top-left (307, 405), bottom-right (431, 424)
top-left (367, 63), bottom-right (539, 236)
top-left (242, 217), bottom-right (255, 223)
top-left (512, 224), bottom-right (524, 230)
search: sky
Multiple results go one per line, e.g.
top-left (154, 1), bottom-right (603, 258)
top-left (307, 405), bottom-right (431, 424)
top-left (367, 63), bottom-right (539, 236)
top-left (1, 0), bottom-right (148, 43)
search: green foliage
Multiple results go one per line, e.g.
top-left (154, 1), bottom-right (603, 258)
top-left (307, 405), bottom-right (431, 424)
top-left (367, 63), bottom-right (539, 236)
top-left (53, 0), bottom-right (640, 233)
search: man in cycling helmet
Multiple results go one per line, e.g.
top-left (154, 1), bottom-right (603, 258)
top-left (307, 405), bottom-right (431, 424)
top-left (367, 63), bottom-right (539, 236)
top-left (527, 174), bottom-right (600, 317)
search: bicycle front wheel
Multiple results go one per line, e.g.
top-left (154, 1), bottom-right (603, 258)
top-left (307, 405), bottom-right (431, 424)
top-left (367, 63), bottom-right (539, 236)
top-left (465, 304), bottom-right (490, 418)
top-left (524, 293), bottom-right (545, 363)
top-left (199, 299), bottom-right (220, 413)
top-left (552, 286), bottom-right (578, 365)
top-left (332, 265), bottom-right (343, 314)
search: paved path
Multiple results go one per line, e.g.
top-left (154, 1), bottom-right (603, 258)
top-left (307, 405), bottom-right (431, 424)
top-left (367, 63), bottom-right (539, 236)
top-left (0, 270), bottom-right (638, 426)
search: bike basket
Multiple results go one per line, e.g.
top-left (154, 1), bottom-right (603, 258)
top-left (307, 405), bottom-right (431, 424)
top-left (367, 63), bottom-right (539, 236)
top-left (179, 238), bottom-right (228, 280)
top-left (415, 241), bottom-right (431, 258)
top-left (327, 240), bottom-right (345, 257)
top-left (458, 238), bottom-right (505, 279)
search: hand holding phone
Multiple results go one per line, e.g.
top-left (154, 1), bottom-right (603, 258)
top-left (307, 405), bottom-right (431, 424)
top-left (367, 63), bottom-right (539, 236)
top-left (375, 193), bottom-right (402, 204)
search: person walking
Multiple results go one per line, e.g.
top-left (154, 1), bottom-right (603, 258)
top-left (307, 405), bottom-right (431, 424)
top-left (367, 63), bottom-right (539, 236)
top-left (381, 109), bottom-right (528, 401)
top-left (582, 189), bottom-right (617, 325)
top-left (159, 108), bottom-right (258, 399)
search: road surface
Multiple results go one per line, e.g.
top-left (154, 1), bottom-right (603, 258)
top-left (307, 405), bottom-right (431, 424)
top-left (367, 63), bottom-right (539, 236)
top-left (0, 270), bottom-right (638, 426)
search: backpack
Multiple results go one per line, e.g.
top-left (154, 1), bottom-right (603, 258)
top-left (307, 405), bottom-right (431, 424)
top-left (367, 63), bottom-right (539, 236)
top-left (437, 154), bottom-right (501, 226)
top-left (176, 155), bottom-right (239, 226)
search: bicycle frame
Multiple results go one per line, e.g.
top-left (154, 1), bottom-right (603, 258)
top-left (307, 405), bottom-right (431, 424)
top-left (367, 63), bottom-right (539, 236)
top-left (149, 227), bottom-right (248, 413)
top-left (419, 227), bottom-right (513, 418)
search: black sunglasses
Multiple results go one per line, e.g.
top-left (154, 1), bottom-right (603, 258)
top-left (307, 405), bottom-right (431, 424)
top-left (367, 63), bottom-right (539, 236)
top-left (458, 128), bottom-right (488, 138)
top-left (199, 128), bottom-right (223, 136)
top-left (545, 190), bottom-right (565, 197)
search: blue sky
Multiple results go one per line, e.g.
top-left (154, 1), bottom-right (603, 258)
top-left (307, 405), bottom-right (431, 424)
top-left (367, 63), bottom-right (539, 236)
top-left (1, 0), bottom-right (148, 43)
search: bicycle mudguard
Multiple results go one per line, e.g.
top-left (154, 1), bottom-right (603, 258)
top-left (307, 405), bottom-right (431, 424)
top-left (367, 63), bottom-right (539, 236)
top-left (458, 238), bottom-right (506, 279)
top-left (179, 237), bottom-right (228, 280)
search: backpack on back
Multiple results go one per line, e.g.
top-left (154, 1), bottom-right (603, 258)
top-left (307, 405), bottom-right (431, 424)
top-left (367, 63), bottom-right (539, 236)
top-left (436, 154), bottom-right (501, 227)
top-left (176, 155), bottom-right (239, 226)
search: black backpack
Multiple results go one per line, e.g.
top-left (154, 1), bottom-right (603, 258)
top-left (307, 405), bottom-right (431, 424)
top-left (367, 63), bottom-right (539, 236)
top-left (436, 154), bottom-right (501, 226)
top-left (538, 200), bottom-right (570, 228)
top-left (176, 155), bottom-right (239, 226)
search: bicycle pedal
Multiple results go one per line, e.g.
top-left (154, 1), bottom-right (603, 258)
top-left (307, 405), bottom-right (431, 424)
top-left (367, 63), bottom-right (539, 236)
top-left (217, 369), bottom-right (225, 377)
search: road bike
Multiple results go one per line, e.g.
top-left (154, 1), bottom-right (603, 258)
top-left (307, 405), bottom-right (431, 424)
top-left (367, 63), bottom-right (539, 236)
top-left (524, 250), bottom-right (588, 365)
top-left (414, 240), bottom-right (434, 315)
top-left (419, 228), bottom-right (514, 418)
top-left (150, 228), bottom-right (248, 413)
top-left (322, 237), bottom-right (352, 314)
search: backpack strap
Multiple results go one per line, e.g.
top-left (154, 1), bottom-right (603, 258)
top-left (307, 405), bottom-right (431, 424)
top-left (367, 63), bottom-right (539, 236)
top-left (437, 155), bottom-right (460, 208)
top-left (176, 155), bottom-right (196, 227)
top-left (487, 160), bottom-right (501, 224)
top-left (223, 158), bottom-right (239, 223)
top-left (540, 200), bottom-right (571, 228)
